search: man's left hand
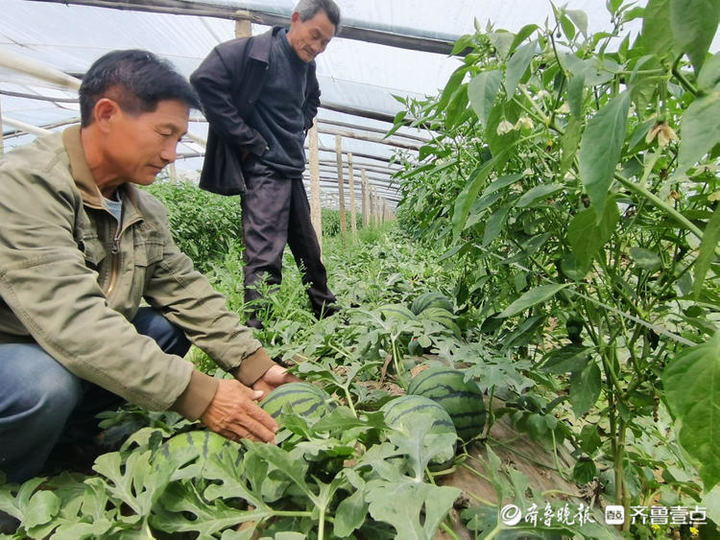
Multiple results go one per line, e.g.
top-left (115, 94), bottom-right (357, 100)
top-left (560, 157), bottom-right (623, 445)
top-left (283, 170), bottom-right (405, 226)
top-left (252, 364), bottom-right (300, 399)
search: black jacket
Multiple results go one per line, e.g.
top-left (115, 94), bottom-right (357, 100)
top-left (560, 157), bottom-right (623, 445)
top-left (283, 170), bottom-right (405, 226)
top-left (191, 27), bottom-right (321, 195)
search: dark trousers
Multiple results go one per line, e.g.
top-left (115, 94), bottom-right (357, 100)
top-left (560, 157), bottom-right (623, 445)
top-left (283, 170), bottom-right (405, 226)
top-left (241, 157), bottom-right (336, 327)
top-left (0, 308), bottom-right (191, 483)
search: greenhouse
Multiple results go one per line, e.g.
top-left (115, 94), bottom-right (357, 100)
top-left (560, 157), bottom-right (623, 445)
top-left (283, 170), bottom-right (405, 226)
top-left (1, 0), bottom-right (720, 537)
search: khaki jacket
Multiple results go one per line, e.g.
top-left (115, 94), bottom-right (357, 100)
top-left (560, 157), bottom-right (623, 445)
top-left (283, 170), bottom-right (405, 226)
top-left (0, 126), bottom-right (274, 419)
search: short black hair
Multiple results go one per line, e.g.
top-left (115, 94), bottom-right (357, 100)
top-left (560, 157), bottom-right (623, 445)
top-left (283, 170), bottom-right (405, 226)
top-left (79, 49), bottom-right (200, 127)
top-left (295, 0), bottom-right (341, 32)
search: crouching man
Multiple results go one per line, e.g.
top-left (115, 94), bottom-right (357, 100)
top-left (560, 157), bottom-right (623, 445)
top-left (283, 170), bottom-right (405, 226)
top-left (0, 50), bottom-right (295, 484)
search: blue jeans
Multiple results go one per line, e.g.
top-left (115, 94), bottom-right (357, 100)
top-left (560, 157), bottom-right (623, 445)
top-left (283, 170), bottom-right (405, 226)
top-left (0, 308), bottom-right (190, 483)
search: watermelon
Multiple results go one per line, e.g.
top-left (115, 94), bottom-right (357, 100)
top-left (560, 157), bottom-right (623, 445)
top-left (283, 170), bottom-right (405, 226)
top-left (406, 366), bottom-right (486, 441)
top-left (410, 292), bottom-right (454, 315)
top-left (380, 394), bottom-right (457, 465)
top-left (260, 382), bottom-right (335, 420)
top-left (155, 430), bottom-right (242, 479)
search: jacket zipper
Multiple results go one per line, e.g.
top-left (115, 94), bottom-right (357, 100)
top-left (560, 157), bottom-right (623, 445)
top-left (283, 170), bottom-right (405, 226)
top-left (106, 233), bottom-right (120, 297)
top-left (104, 215), bottom-right (142, 299)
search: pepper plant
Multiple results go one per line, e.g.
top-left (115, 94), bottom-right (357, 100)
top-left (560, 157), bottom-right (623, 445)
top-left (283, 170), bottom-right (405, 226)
top-left (391, 0), bottom-right (720, 522)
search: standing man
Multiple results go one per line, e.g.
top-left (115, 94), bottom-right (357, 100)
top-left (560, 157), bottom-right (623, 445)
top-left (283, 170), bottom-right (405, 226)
top-left (0, 50), bottom-right (295, 485)
top-left (191, 0), bottom-right (341, 329)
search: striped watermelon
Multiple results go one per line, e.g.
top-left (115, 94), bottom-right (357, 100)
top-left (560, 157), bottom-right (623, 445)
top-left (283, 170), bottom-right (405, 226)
top-left (410, 292), bottom-right (454, 315)
top-left (156, 430), bottom-right (242, 478)
top-left (380, 394), bottom-right (457, 465)
top-left (407, 367), bottom-right (486, 441)
top-left (260, 382), bottom-right (335, 420)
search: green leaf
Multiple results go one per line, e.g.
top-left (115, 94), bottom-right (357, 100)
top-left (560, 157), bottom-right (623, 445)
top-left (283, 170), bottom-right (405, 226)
top-left (497, 283), bottom-right (570, 318)
top-left (468, 70), bottom-right (502, 127)
top-left (516, 183), bottom-right (564, 208)
top-left (678, 88), bottom-right (720, 171)
top-left (566, 10), bottom-right (589, 37)
top-left (480, 172), bottom-right (524, 197)
top-left (670, 0), bottom-right (719, 73)
top-left (573, 458), bottom-right (598, 483)
top-left (505, 41), bottom-right (537, 97)
top-left (638, 0), bottom-right (677, 58)
top-left (560, 14), bottom-right (576, 40)
top-left (698, 52), bottom-right (720, 91)
top-left (578, 91), bottom-right (630, 220)
top-left (152, 482), bottom-right (267, 537)
top-left (694, 204), bottom-right (720, 298)
top-left (488, 31), bottom-right (514, 60)
top-left (567, 199), bottom-right (620, 272)
top-left (365, 479), bottom-right (460, 540)
top-left (541, 345), bottom-right (590, 374)
top-left (333, 488), bottom-right (368, 537)
top-left (560, 115), bottom-right (583, 176)
top-left (663, 332), bottom-right (720, 489)
top-left (509, 24), bottom-right (539, 54)
top-left (23, 490), bottom-right (60, 530)
top-left (482, 205), bottom-right (510, 246)
top-left (452, 151), bottom-right (512, 236)
top-left (629, 247), bottom-right (662, 271)
top-left (569, 361), bottom-right (601, 417)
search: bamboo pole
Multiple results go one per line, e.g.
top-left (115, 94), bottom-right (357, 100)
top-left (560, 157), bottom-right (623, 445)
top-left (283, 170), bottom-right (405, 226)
top-left (0, 49), bottom-right (81, 90)
top-left (308, 118), bottom-right (322, 251)
top-left (373, 187), bottom-right (380, 227)
top-left (347, 152), bottom-right (358, 244)
top-left (335, 135), bottom-right (347, 245)
top-left (2, 117), bottom-right (52, 137)
top-left (235, 10), bottom-right (251, 38)
top-left (361, 169), bottom-right (369, 227)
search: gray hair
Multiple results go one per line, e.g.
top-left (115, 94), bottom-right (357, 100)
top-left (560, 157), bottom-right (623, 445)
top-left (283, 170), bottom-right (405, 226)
top-left (294, 0), bottom-right (341, 32)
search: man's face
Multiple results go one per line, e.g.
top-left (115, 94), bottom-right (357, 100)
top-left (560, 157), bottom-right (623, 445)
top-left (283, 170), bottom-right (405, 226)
top-left (287, 10), bottom-right (335, 63)
top-left (106, 99), bottom-right (188, 186)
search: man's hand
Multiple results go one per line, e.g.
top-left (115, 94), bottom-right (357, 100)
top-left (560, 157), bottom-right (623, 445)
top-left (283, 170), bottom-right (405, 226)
top-left (201, 379), bottom-right (277, 443)
top-left (252, 364), bottom-right (300, 399)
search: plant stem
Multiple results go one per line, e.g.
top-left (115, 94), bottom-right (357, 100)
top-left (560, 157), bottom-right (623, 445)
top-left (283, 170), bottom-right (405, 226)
top-left (440, 521), bottom-right (460, 540)
top-left (614, 172), bottom-right (704, 241)
top-left (671, 55), bottom-right (698, 97)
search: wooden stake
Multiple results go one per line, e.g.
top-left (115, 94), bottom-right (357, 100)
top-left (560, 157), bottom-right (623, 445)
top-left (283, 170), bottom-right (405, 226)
top-left (361, 168), bottom-right (369, 228)
top-left (309, 118), bottom-right (322, 251)
top-left (347, 152), bottom-right (358, 244)
top-left (335, 135), bottom-right (347, 245)
top-left (234, 10), bottom-right (252, 38)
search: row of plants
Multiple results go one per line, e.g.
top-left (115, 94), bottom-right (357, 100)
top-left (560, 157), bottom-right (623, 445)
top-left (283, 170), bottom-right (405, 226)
top-left (3, 219), bottom-right (644, 539)
top-left (389, 0), bottom-right (720, 534)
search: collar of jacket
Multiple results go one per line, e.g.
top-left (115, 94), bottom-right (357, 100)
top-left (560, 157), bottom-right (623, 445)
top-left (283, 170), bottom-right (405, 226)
top-left (61, 125), bottom-right (142, 217)
top-left (247, 26), bottom-right (317, 69)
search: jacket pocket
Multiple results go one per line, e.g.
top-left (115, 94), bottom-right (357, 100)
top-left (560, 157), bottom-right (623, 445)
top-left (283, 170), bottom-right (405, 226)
top-left (79, 236), bottom-right (106, 268)
top-left (133, 223), bottom-right (165, 267)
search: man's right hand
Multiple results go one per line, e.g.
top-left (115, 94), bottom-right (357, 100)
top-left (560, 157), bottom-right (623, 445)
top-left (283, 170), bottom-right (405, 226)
top-left (200, 378), bottom-right (278, 443)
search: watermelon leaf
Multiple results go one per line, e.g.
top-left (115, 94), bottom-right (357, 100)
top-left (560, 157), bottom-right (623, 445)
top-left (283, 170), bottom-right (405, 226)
top-left (365, 478), bottom-right (460, 539)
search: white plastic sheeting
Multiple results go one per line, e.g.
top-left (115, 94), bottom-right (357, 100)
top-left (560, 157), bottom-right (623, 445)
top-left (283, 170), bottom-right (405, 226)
top-left (1, 1), bottom-right (718, 206)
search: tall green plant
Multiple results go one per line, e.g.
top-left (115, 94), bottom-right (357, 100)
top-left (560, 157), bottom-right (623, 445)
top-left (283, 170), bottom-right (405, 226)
top-left (391, 0), bottom-right (720, 521)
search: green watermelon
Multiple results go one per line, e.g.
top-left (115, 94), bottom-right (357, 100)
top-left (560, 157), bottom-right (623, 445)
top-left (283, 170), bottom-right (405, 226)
top-left (260, 382), bottom-right (335, 420)
top-left (155, 430), bottom-right (242, 479)
top-left (380, 394), bottom-right (457, 465)
top-left (407, 366), bottom-right (486, 441)
top-left (410, 292), bottom-right (454, 315)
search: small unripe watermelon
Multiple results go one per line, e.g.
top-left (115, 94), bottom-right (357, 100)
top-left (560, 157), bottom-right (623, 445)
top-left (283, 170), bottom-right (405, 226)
top-left (260, 382), bottom-right (335, 420)
top-left (407, 366), bottom-right (486, 441)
